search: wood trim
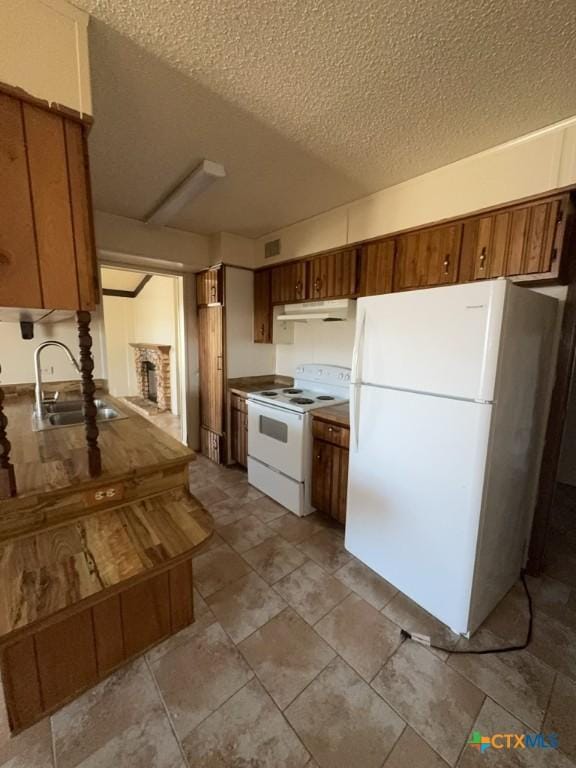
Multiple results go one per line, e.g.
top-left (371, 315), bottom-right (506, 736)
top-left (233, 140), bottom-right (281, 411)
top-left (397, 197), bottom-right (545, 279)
top-left (0, 80), bottom-right (93, 128)
top-left (102, 274), bottom-right (152, 299)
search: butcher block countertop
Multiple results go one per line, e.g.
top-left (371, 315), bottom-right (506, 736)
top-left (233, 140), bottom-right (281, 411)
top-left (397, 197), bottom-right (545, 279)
top-left (312, 403), bottom-right (350, 427)
top-left (0, 487), bottom-right (213, 642)
top-left (228, 375), bottom-right (293, 396)
top-left (1, 391), bottom-right (194, 499)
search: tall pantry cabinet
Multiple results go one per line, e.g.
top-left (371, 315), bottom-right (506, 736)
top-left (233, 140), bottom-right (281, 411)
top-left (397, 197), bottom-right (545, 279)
top-left (195, 265), bottom-right (275, 464)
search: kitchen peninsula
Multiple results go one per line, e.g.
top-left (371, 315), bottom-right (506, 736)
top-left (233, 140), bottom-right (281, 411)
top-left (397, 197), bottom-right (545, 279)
top-left (0, 390), bottom-right (212, 733)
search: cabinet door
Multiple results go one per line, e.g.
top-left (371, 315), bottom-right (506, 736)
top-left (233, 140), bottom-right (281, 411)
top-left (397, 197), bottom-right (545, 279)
top-left (423, 223), bottom-right (462, 286)
top-left (309, 249), bottom-right (358, 299)
top-left (311, 439), bottom-right (331, 512)
top-left (230, 406), bottom-right (248, 467)
top-left (506, 199), bottom-right (562, 277)
top-left (0, 93), bottom-right (42, 308)
top-left (196, 267), bottom-right (222, 306)
top-left (359, 240), bottom-right (395, 296)
top-left (460, 213), bottom-right (510, 282)
top-left (331, 446), bottom-right (349, 524)
top-left (270, 261), bottom-right (308, 303)
top-left (24, 104), bottom-right (80, 310)
top-left (254, 270), bottom-right (272, 343)
top-left (198, 305), bottom-right (224, 435)
top-left (395, 224), bottom-right (462, 290)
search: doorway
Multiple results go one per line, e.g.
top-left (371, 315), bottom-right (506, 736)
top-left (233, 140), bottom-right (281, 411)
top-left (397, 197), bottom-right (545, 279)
top-left (100, 266), bottom-right (187, 444)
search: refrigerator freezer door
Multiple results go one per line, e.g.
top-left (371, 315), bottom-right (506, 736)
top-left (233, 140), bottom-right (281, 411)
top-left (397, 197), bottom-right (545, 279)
top-left (353, 280), bottom-right (507, 402)
top-left (345, 384), bottom-right (492, 634)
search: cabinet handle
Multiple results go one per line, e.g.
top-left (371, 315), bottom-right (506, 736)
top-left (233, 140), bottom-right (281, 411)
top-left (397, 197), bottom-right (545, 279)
top-left (443, 254), bottom-right (450, 275)
top-left (295, 280), bottom-right (302, 295)
top-left (328, 426), bottom-right (339, 433)
top-left (217, 355), bottom-right (223, 371)
top-left (316, 454), bottom-right (321, 460)
top-left (260, 324), bottom-right (265, 337)
top-left (314, 277), bottom-right (322, 293)
top-left (479, 246), bottom-right (487, 270)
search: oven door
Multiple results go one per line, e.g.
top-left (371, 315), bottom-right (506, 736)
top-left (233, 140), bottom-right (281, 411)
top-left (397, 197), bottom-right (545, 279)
top-left (248, 400), bottom-right (306, 481)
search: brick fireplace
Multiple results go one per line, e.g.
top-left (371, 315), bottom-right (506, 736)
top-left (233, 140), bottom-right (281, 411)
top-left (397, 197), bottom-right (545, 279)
top-left (130, 343), bottom-right (171, 412)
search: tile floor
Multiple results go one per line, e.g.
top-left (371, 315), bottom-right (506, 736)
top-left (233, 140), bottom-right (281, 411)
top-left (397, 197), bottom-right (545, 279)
top-left (1, 460), bottom-right (576, 768)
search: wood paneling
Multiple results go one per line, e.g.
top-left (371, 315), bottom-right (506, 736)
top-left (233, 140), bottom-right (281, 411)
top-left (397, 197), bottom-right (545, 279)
top-left (270, 260), bottom-right (308, 303)
top-left (230, 393), bottom-right (248, 467)
top-left (0, 93), bottom-right (42, 308)
top-left (0, 552), bottom-right (204, 733)
top-left (24, 104), bottom-right (79, 310)
top-left (201, 427), bottom-right (222, 464)
top-left (92, 595), bottom-right (124, 676)
top-left (196, 267), bottom-right (222, 306)
top-left (121, 572), bottom-right (171, 658)
top-left (65, 121), bottom-right (98, 310)
top-left (35, 612), bottom-right (98, 711)
top-left (394, 224), bottom-right (462, 290)
top-left (254, 269), bottom-right (272, 343)
top-left (198, 305), bottom-right (224, 436)
top-left (311, 415), bottom-right (350, 525)
top-left (309, 248), bottom-right (357, 299)
top-left (169, 559), bottom-right (194, 632)
top-left (1, 638), bottom-right (43, 732)
top-left (360, 240), bottom-right (395, 296)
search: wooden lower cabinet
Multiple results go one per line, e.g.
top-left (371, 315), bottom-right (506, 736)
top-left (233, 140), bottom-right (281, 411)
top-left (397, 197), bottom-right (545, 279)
top-left (311, 418), bottom-right (349, 525)
top-left (0, 559), bottom-right (194, 733)
top-left (230, 393), bottom-right (248, 467)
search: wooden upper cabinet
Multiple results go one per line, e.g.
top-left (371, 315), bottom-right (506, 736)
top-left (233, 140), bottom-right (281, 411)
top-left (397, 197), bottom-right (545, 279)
top-left (0, 93), bottom-right (98, 311)
top-left (308, 248), bottom-right (358, 300)
top-left (394, 223), bottom-right (462, 291)
top-left (459, 195), bottom-right (569, 282)
top-left (359, 240), bottom-right (395, 296)
top-left (196, 267), bottom-right (223, 306)
top-left (270, 261), bottom-right (308, 304)
top-left (253, 270), bottom-right (272, 343)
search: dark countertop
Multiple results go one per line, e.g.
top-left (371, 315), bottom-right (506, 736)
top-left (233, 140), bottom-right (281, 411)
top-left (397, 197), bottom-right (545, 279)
top-left (312, 403), bottom-right (350, 427)
top-left (228, 375), bottom-right (294, 396)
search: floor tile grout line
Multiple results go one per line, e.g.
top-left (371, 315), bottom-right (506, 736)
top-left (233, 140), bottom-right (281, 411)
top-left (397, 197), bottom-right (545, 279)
top-left (379, 722), bottom-right (408, 768)
top-left (144, 654), bottom-right (191, 768)
top-left (49, 713), bottom-right (58, 768)
top-left (452, 693), bottom-right (487, 768)
top-left (542, 670), bottom-right (558, 727)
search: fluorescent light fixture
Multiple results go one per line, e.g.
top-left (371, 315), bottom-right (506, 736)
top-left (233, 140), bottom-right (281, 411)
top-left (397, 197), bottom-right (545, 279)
top-left (146, 159), bottom-right (226, 226)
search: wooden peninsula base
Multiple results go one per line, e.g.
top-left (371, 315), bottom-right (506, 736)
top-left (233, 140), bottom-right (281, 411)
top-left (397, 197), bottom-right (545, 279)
top-left (0, 487), bottom-right (213, 733)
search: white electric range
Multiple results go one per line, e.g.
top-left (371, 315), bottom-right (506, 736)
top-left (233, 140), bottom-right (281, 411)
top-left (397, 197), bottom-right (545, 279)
top-left (247, 364), bottom-right (351, 516)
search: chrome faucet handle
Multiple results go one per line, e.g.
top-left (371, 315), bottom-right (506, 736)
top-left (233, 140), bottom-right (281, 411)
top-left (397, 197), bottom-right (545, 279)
top-left (43, 391), bottom-right (59, 402)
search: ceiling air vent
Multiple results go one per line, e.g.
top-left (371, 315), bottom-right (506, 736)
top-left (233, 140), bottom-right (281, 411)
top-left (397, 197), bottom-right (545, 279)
top-left (265, 239), bottom-right (281, 259)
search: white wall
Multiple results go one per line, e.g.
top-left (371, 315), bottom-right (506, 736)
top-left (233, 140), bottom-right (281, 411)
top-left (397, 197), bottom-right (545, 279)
top-left (102, 275), bottom-right (181, 414)
top-left (0, 313), bottom-right (106, 386)
top-left (0, 0), bottom-right (92, 116)
top-left (211, 233), bottom-right (256, 269)
top-left (275, 306), bottom-right (357, 378)
top-left (95, 211), bottom-right (211, 272)
top-left (257, 115), bottom-right (576, 264)
top-left (226, 267), bottom-right (275, 377)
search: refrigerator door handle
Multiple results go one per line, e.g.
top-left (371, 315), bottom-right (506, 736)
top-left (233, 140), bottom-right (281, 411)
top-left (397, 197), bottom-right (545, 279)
top-left (351, 308), bottom-right (366, 385)
top-left (350, 383), bottom-right (361, 452)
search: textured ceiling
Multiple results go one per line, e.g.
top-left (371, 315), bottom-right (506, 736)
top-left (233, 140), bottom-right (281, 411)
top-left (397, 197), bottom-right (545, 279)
top-left (77, 0), bottom-right (576, 237)
top-left (100, 267), bottom-right (146, 291)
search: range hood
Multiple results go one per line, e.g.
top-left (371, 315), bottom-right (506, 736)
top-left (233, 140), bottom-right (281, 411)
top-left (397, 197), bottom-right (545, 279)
top-left (276, 299), bottom-right (354, 322)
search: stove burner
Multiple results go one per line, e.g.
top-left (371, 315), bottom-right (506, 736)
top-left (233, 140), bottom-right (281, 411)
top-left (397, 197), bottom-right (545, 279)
top-left (283, 388), bottom-right (303, 394)
top-left (316, 396), bottom-right (335, 401)
top-left (290, 397), bottom-right (315, 405)
top-left (260, 391), bottom-right (278, 397)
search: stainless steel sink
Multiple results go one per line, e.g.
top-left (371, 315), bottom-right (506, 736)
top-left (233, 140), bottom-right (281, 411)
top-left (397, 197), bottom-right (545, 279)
top-left (44, 399), bottom-right (107, 414)
top-left (34, 400), bottom-right (125, 430)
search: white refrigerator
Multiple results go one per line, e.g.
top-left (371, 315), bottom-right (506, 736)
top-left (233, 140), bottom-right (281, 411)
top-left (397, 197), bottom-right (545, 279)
top-left (345, 279), bottom-right (557, 635)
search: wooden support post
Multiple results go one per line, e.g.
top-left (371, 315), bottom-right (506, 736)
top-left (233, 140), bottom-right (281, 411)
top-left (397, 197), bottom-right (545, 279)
top-left (77, 311), bottom-right (102, 477)
top-left (0, 375), bottom-right (17, 498)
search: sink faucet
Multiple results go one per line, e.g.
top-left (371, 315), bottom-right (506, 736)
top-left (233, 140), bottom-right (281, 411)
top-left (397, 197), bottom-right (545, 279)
top-left (34, 342), bottom-right (81, 419)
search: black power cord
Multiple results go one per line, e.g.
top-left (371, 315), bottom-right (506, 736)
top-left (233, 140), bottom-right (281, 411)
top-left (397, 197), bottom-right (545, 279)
top-left (399, 570), bottom-right (533, 655)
